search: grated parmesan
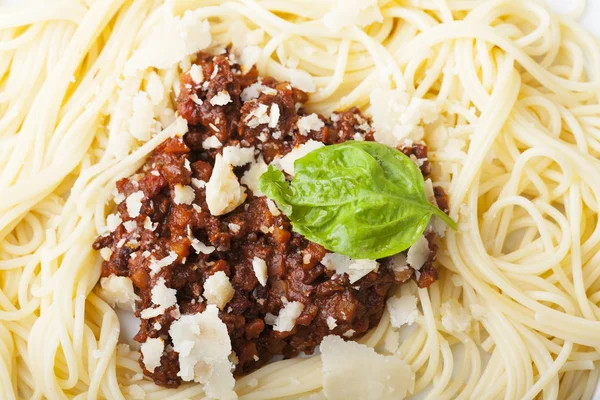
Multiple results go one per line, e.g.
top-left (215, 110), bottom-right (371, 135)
top-left (169, 305), bottom-right (236, 399)
top-left (252, 257), bottom-right (268, 286)
top-left (386, 295), bottom-right (418, 328)
top-left (126, 191), bottom-right (144, 218)
top-left (205, 154), bottom-right (246, 216)
top-left (297, 114), bottom-right (324, 136)
top-left (321, 253), bottom-right (379, 284)
top-left (173, 184), bottom-right (195, 205)
top-left (140, 337), bottom-right (164, 374)
top-left (273, 301), bottom-right (304, 332)
top-left (406, 235), bottom-right (430, 270)
top-left (203, 271), bottom-right (235, 310)
top-left (321, 335), bottom-right (414, 400)
top-left (276, 139), bottom-right (325, 176)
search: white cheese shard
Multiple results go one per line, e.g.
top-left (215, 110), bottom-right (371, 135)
top-left (268, 104), bottom-right (280, 128)
top-left (406, 235), bottom-right (430, 270)
top-left (146, 71), bottom-right (164, 106)
top-left (441, 299), bottom-right (472, 333)
top-left (210, 90), bottom-right (232, 106)
top-left (202, 136), bottom-right (222, 149)
top-left (266, 198), bottom-right (281, 216)
top-left (288, 69), bottom-right (316, 92)
top-left (321, 253), bottom-right (379, 284)
top-left (245, 103), bottom-right (272, 128)
top-left (222, 145), bottom-right (255, 167)
top-left (241, 156), bottom-right (268, 195)
top-left (241, 81), bottom-right (277, 102)
top-left (321, 335), bottom-right (414, 400)
top-left (326, 316), bottom-right (338, 330)
top-left (277, 139), bottom-right (325, 176)
top-left (99, 275), bottom-right (140, 312)
top-left (297, 114), bottom-right (324, 136)
top-left (240, 46), bottom-right (262, 71)
top-left (370, 88), bottom-right (439, 147)
top-left (151, 277), bottom-right (177, 309)
top-left (169, 305), bottom-right (236, 399)
top-left (205, 154), bottom-right (246, 216)
top-left (191, 239), bottom-right (215, 254)
top-left (192, 178), bottom-right (206, 189)
top-left (252, 257), bottom-right (268, 286)
top-left (105, 213), bottom-right (122, 232)
top-left (140, 337), bottom-right (164, 374)
top-left (389, 253), bottom-right (409, 274)
top-left (203, 271), bottom-right (235, 310)
top-left (165, 115), bottom-right (189, 138)
top-left (126, 191), bottom-right (144, 218)
top-left (323, 0), bottom-right (383, 32)
top-left (386, 295), bottom-right (418, 328)
top-left (123, 220), bottom-right (137, 233)
top-left (149, 251), bottom-right (178, 276)
top-left (273, 301), bottom-right (304, 332)
top-left (228, 223), bottom-right (241, 233)
top-left (130, 92), bottom-right (157, 141)
top-left (99, 247), bottom-right (113, 261)
top-left (173, 184), bottom-right (195, 205)
top-left (189, 64), bottom-right (204, 84)
top-left (125, 12), bottom-right (211, 75)
top-left (143, 216), bottom-right (157, 231)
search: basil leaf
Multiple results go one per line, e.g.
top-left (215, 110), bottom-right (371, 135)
top-left (258, 141), bottom-right (457, 260)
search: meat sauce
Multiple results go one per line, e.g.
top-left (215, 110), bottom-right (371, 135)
top-left (93, 52), bottom-right (449, 387)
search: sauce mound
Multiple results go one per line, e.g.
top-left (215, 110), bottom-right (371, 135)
top-left (93, 52), bottom-right (448, 387)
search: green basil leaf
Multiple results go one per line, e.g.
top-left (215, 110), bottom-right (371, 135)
top-left (258, 141), bottom-right (457, 259)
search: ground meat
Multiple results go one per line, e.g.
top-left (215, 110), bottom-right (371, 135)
top-left (93, 52), bottom-right (450, 387)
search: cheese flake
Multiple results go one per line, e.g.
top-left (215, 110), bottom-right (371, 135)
top-left (210, 90), bottom-right (232, 106)
top-left (370, 88), bottom-right (439, 147)
top-left (321, 335), bottom-right (414, 400)
top-left (189, 64), bottom-right (204, 84)
top-left (321, 253), bottom-right (378, 284)
top-left (130, 92), bottom-right (156, 141)
top-left (273, 301), bottom-right (304, 332)
top-left (169, 305), bottom-right (236, 399)
top-left (105, 213), bottom-right (122, 232)
top-left (277, 139), bottom-right (325, 176)
top-left (126, 191), bottom-right (144, 218)
top-left (151, 277), bottom-right (177, 309)
top-left (222, 145), bottom-right (255, 167)
top-left (202, 136), bottom-right (222, 149)
top-left (252, 257), bottom-right (268, 286)
top-left (326, 316), bottom-right (338, 330)
top-left (441, 299), bottom-right (472, 333)
top-left (149, 251), bottom-right (178, 276)
top-left (297, 114), bottom-right (324, 136)
top-left (386, 295), bottom-right (418, 328)
top-left (241, 156), bottom-right (268, 196)
top-left (203, 271), bottom-right (235, 310)
top-left (173, 184), bottom-right (195, 205)
top-left (125, 13), bottom-right (211, 75)
top-left (241, 81), bottom-right (277, 101)
top-left (99, 275), bottom-right (140, 312)
top-left (266, 198), bottom-right (281, 216)
top-left (140, 337), bottom-right (164, 374)
top-left (406, 235), bottom-right (430, 270)
top-left (205, 154), bottom-right (246, 216)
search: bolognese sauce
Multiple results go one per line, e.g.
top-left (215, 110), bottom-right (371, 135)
top-left (93, 52), bottom-right (448, 387)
